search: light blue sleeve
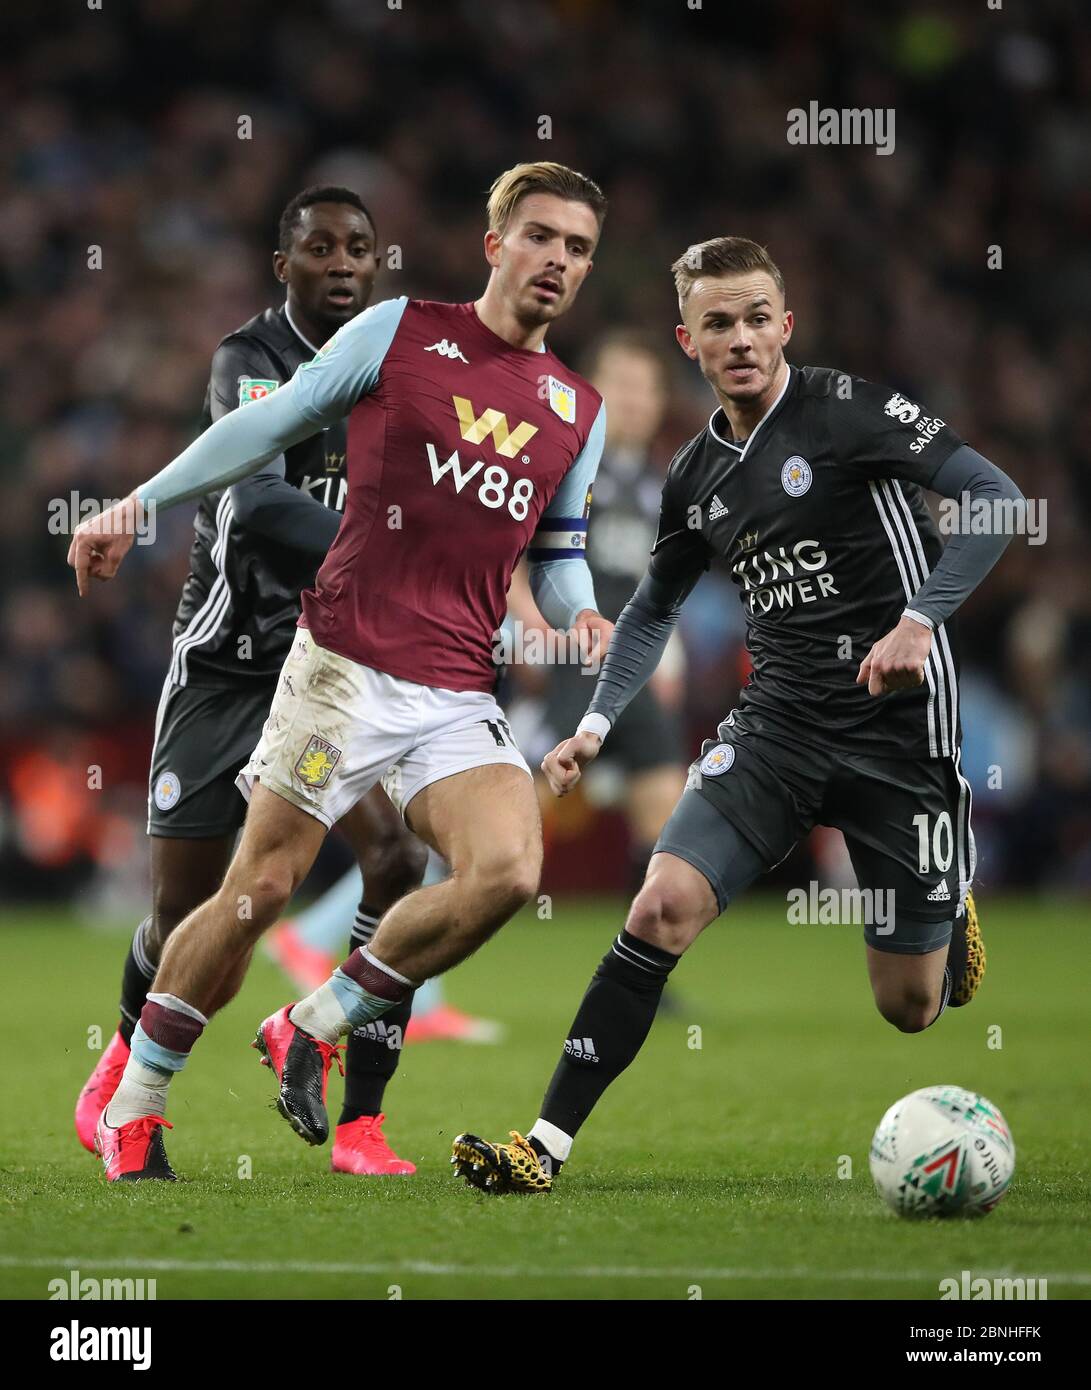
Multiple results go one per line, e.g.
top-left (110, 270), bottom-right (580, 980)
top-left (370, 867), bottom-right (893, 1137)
top-left (134, 297), bottom-right (408, 512)
top-left (292, 296), bottom-right (408, 424)
top-left (136, 380), bottom-right (322, 510)
top-left (526, 399), bottom-right (606, 627)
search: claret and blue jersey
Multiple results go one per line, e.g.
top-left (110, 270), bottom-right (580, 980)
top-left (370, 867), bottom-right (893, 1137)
top-left (290, 296), bottom-right (605, 691)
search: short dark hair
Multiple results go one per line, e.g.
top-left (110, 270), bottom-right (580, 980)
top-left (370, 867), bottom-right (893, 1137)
top-left (670, 236), bottom-right (785, 307)
top-left (277, 185), bottom-right (376, 252)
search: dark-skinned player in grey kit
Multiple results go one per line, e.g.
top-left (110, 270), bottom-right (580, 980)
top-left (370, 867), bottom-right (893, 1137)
top-left (453, 236), bottom-right (1023, 1193)
top-left (75, 186), bottom-right (429, 1175)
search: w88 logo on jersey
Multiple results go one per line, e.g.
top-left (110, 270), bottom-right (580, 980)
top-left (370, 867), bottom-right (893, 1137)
top-left (425, 443), bottom-right (534, 520)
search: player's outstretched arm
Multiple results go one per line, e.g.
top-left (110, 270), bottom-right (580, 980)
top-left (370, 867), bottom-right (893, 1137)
top-left (67, 297), bottom-right (408, 594)
top-left (66, 381), bottom-right (320, 595)
top-left (210, 339), bottom-right (342, 558)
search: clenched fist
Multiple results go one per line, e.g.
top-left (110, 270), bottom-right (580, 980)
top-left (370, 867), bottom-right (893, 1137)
top-left (856, 614), bottom-right (934, 696)
top-left (541, 730), bottom-right (603, 796)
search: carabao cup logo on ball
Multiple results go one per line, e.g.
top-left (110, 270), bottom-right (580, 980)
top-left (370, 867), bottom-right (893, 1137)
top-left (869, 1085), bottom-right (1015, 1219)
top-left (781, 455), bottom-right (812, 497)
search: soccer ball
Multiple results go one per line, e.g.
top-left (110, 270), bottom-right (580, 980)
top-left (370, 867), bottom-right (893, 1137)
top-left (869, 1085), bottom-right (1015, 1218)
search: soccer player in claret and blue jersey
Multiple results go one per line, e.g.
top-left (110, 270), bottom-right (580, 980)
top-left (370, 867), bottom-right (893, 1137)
top-left (68, 161), bottom-right (612, 1181)
top-left (451, 236), bottom-right (1025, 1194)
top-left (72, 185), bottom-right (442, 1176)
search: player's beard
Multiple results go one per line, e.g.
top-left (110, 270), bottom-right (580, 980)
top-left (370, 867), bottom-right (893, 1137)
top-left (717, 348), bottom-right (782, 404)
top-left (514, 290), bottom-right (558, 331)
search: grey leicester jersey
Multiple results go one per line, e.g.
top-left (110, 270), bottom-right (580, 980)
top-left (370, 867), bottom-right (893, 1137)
top-left (169, 307), bottom-right (348, 687)
top-left (650, 365), bottom-right (966, 759)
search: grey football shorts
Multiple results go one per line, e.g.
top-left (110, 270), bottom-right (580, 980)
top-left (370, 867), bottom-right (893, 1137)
top-left (653, 727), bottom-right (973, 956)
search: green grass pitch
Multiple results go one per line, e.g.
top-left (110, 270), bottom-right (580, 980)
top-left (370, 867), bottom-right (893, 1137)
top-left (1, 896), bottom-right (1087, 1300)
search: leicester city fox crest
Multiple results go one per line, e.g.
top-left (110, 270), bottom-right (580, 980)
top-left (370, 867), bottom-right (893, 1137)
top-left (780, 455), bottom-right (812, 497)
top-left (699, 743), bottom-right (735, 776)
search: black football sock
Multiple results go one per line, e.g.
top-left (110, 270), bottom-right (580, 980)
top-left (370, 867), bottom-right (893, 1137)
top-left (531, 930), bottom-right (680, 1165)
top-left (925, 914), bottom-right (962, 1027)
top-left (338, 903), bottom-right (410, 1125)
top-left (118, 916), bottom-right (157, 1047)
top-left (928, 964), bottom-right (954, 1028)
top-left (945, 910), bottom-right (969, 1005)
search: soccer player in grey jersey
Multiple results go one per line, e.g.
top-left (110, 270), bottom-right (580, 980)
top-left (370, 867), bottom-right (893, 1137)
top-left (453, 236), bottom-right (1024, 1193)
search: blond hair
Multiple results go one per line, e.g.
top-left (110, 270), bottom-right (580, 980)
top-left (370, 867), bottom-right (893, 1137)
top-left (671, 236), bottom-right (786, 306)
top-left (487, 162), bottom-right (607, 236)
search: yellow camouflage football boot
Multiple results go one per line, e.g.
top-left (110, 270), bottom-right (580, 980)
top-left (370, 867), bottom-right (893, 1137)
top-left (950, 890), bottom-right (986, 1007)
top-left (451, 1130), bottom-right (553, 1194)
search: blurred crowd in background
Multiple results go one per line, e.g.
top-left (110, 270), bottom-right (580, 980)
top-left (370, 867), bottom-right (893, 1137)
top-left (1, 0), bottom-right (1088, 908)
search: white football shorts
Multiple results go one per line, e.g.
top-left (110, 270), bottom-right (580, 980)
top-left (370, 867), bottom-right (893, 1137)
top-left (236, 628), bottom-right (531, 827)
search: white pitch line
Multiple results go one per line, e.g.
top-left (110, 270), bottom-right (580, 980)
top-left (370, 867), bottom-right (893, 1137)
top-left (1, 1255), bottom-right (1088, 1284)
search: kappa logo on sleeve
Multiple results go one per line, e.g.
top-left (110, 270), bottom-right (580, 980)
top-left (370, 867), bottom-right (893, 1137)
top-left (238, 377), bottom-right (279, 406)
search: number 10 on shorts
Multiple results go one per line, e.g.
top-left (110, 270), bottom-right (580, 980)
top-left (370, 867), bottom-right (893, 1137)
top-left (913, 812), bottom-right (954, 873)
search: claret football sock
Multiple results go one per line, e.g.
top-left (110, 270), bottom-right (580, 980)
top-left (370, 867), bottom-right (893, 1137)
top-left (118, 916), bottom-right (158, 1047)
top-left (105, 992), bottom-right (208, 1125)
top-left (537, 929), bottom-right (680, 1145)
top-left (289, 947), bottom-right (414, 1044)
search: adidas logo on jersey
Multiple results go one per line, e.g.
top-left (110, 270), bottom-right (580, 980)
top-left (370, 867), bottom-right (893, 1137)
top-left (354, 1019), bottom-right (403, 1050)
top-left (927, 878), bottom-right (952, 903)
top-left (564, 1036), bottom-right (599, 1063)
top-left (425, 338), bottom-right (469, 363)
top-left (708, 494), bottom-right (729, 521)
